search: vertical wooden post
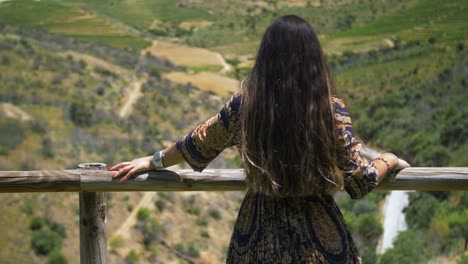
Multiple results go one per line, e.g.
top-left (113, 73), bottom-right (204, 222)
top-left (79, 163), bottom-right (107, 264)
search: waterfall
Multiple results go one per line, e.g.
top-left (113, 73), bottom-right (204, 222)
top-left (377, 191), bottom-right (411, 254)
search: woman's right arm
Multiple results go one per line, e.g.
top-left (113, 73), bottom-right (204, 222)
top-left (333, 97), bottom-right (410, 198)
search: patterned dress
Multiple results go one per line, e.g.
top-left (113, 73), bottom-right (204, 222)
top-left (176, 93), bottom-right (378, 264)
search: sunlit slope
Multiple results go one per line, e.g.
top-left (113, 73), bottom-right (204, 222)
top-left (334, 0), bottom-right (467, 41)
top-left (332, 43), bottom-right (467, 167)
top-left (0, 28), bottom-right (240, 263)
top-left (324, 0), bottom-right (468, 53)
top-left (0, 0), bottom-right (150, 50)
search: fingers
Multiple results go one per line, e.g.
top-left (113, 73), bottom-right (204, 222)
top-left (397, 159), bottom-right (411, 170)
top-left (120, 168), bottom-right (139, 183)
top-left (109, 162), bottom-right (131, 171)
top-left (112, 164), bottom-right (133, 180)
top-left (111, 163), bottom-right (142, 183)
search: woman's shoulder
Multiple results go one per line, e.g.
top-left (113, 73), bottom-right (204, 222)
top-left (331, 96), bottom-right (346, 108)
top-left (226, 92), bottom-right (243, 113)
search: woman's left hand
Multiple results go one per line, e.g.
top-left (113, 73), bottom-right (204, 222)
top-left (109, 156), bottom-right (155, 182)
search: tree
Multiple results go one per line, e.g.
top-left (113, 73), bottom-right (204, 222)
top-left (379, 230), bottom-right (428, 264)
top-left (31, 230), bottom-right (62, 255)
top-left (47, 250), bottom-right (67, 264)
top-left (69, 102), bottom-right (94, 127)
top-left (404, 192), bottom-right (439, 229)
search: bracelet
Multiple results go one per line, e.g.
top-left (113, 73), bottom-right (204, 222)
top-left (375, 157), bottom-right (391, 171)
top-left (383, 152), bottom-right (399, 170)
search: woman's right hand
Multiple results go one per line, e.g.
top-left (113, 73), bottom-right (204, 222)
top-left (395, 158), bottom-right (411, 171)
top-left (381, 153), bottom-right (411, 171)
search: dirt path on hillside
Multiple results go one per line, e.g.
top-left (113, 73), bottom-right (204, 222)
top-left (62, 51), bottom-right (128, 76)
top-left (112, 192), bottom-right (155, 240)
top-left (118, 77), bottom-right (145, 118)
top-left (216, 53), bottom-right (231, 73)
top-left (0, 103), bottom-right (33, 122)
top-left (63, 51), bottom-right (145, 118)
top-left (110, 192), bottom-right (155, 256)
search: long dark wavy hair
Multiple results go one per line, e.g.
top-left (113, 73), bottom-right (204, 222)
top-left (240, 15), bottom-right (344, 196)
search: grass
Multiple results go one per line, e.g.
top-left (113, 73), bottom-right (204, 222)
top-left (333, 0), bottom-right (468, 42)
top-left (186, 65), bottom-right (224, 73)
top-left (0, 194), bottom-right (34, 263)
top-left (0, 117), bottom-right (25, 155)
top-left (76, 0), bottom-right (218, 28)
top-left (185, 0), bottom-right (417, 53)
top-left (0, 0), bottom-right (149, 51)
top-left (0, 0), bottom-right (73, 26)
top-left (74, 35), bottom-right (151, 51)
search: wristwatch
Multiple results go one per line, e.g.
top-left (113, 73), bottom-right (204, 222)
top-left (152, 151), bottom-right (164, 169)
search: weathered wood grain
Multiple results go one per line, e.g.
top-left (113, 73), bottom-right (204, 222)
top-left (79, 163), bottom-right (107, 264)
top-left (0, 167), bottom-right (467, 192)
top-left (375, 167), bottom-right (468, 191)
top-left (0, 170), bottom-right (80, 192)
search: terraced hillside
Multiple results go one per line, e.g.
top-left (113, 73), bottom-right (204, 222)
top-left (0, 0), bottom-right (466, 263)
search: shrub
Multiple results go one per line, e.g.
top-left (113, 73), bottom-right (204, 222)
top-left (355, 214), bottom-right (382, 241)
top-left (0, 55), bottom-right (11, 65)
top-left (126, 249), bottom-right (140, 264)
top-left (380, 230), bottom-right (428, 264)
top-left (69, 102), bottom-right (94, 127)
top-left (173, 243), bottom-right (185, 253)
top-left (31, 229), bottom-right (62, 255)
top-left (200, 230), bottom-right (210, 238)
top-left (47, 250), bottom-right (67, 264)
top-left (185, 204), bottom-right (200, 215)
top-left (21, 201), bottom-right (34, 215)
top-left (110, 236), bottom-right (125, 250)
top-left (49, 222), bottom-right (67, 238)
top-left (155, 200), bottom-right (166, 212)
top-left (208, 208), bottom-right (221, 220)
top-left (42, 135), bottom-right (54, 158)
top-left (79, 59), bottom-right (87, 69)
top-left (196, 217), bottom-right (208, 227)
top-left (30, 217), bottom-right (44, 230)
top-left (142, 217), bottom-right (164, 248)
top-left (187, 242), bottom-right (200, 258)
top-left (405, 192), bottom-right (439, 229)
top-left (0, 118), bottom-right (25, 155)
top-left (352, 200), bottom-right (376, 215)
top-left (460, 252), bottom-right (468, 264)
top-left (137, 208), bottom-right (150, 221)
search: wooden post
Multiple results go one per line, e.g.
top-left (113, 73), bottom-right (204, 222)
top-left (79, 163), bottom-right (107, 264)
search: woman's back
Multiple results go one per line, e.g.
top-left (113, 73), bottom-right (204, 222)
top-left (113, 14), bottom-right (407, 264)
top-left (239, 15), bottom-right (344, 197)
top-left (173, 15), bottom-right (387, 263)
top-left (176, 92), bottom-right (377, 263)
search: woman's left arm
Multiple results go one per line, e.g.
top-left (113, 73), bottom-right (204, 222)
top-left (110, 93), bottom-right (241, 182)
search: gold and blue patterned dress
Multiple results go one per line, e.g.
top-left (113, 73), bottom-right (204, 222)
top-left (176, 93), bottom-right (378, 264)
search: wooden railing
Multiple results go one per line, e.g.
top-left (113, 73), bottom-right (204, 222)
top-left (1, 167), bottom-right (467, 193)
top-left (1, 147), bottom-right (467, 264)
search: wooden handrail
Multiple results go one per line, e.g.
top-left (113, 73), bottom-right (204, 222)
top-left (0, 167), bottom-right (467, 193)
top-left (1, 155), bottom-right (466, 264)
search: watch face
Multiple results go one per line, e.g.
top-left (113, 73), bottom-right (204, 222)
top-left (153, 152), bottom-right (163, 168)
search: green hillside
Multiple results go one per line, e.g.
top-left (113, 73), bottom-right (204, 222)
top-left (0, 0), bottom-right (466, 263)
top-left (0, 0), bottom-right (150, 50)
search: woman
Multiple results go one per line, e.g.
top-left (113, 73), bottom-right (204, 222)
top-left (111, 15), bottom-right (410, 263)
